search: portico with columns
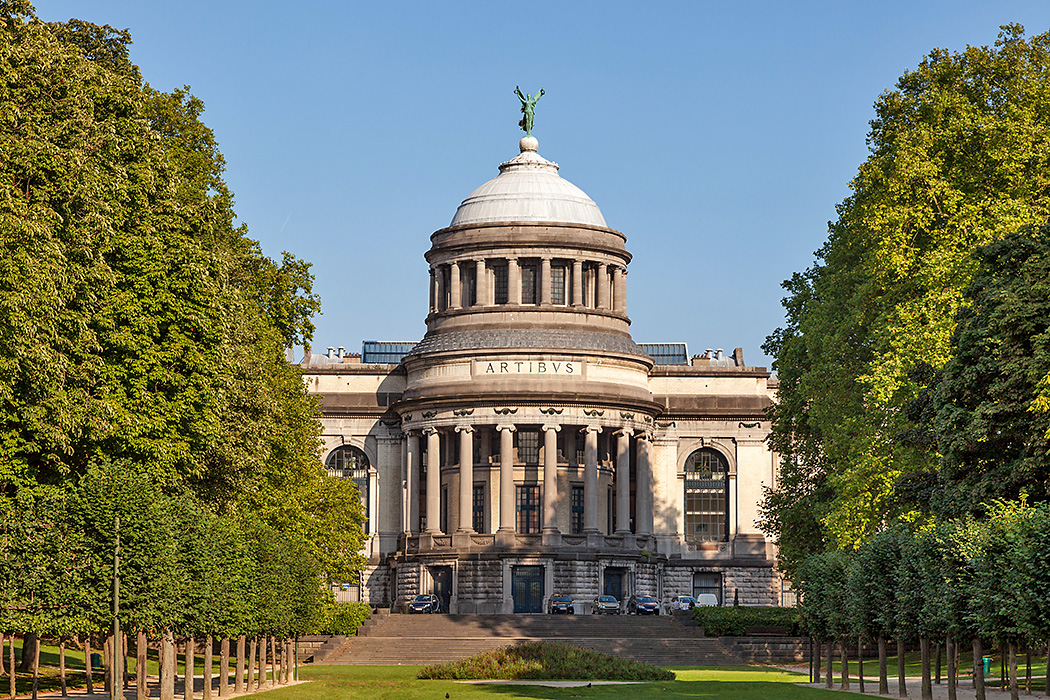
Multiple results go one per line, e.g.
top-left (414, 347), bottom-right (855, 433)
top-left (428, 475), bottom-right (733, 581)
top-left (302, 133), bottom-right (783, 614)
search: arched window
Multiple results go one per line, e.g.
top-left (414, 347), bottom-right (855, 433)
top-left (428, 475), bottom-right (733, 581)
top-left (325, 445), bottom-right (370, 532)
top-left (684, 448), bottom-right (729, 542)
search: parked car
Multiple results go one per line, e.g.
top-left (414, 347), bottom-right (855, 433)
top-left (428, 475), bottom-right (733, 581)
top-left (671, 595), bottom-right (697, 610)
top-left (408, 594), bottom-right (440, 613)
top-left (591, 595), bottom-right (620, 615)
top-left (627, 595), bottom-right (660, 615)
top-left (548, 594), bottom-right (575, 614)
top-left (695, 593), bottom-right (720, 607)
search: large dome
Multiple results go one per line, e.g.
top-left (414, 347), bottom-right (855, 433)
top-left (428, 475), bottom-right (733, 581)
top-left (449, 137), bottom-right (607, 228)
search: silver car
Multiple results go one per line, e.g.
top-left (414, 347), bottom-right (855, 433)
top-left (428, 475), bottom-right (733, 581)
top-left (591, 595), bottom-right (620, 614)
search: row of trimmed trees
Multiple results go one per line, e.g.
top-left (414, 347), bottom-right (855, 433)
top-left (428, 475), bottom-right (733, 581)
top-left (796, 500), bottom-right (1050, 700)
top-left (0, 5), bottom-right (367, 698)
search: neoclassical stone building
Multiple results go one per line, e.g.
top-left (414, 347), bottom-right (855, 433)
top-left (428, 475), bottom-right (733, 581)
top-left (302, 135), bottom-right (782, 613)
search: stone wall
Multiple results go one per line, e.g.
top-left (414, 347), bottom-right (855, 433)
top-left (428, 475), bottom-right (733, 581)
top-left (728, 636), bottom-right (809, 664)
top-left (456, 559), bottom-right (503, 612)
top-left (362, 565), bottom-right (390, 607)
top-left (663, 562), bottom-right (779, 606)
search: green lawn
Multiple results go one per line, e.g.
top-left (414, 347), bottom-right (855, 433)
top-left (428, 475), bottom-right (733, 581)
top-left (260, 664), bottom-right (840, 700)
top-left (816, 649), bottom-right (1048, 690)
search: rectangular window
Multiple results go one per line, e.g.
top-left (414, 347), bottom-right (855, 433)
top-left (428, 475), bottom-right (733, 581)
top-left (607, 487), bottom-right (615, 533)
top-left (516, 485), bottom-right (540, 533)
top-left (521, 262), bottom-right (538, 304)
top-left (493, 263), bottom-right (508, 305)
top-left (693, 572), bottom-right (722, 605)
top-left (517, 430), bottom-right (540, 465)
top-left (441, 266), bottom-right (452, 310)
top-left (551, 265), bottom-right (567, 305)
top-left (440, 486), bottom-right (448, 534)
top-left (473, 484), bottom-right (485, 533)
top-left (575, 431), bottom-right (585, 466)
top-left (684, 451), bottom-right (729, 542)
top-left (570, 485), bottom-right (584, 535)
top-left (464, 266), bottom-right (476, 307)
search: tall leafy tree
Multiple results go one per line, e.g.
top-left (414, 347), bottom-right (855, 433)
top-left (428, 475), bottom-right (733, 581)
top-left (763, 25), bottom-right (1050, 552)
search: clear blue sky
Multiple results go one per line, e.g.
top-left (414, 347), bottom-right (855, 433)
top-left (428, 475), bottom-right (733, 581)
top-left (37, 1), bottom-right (1050, 368)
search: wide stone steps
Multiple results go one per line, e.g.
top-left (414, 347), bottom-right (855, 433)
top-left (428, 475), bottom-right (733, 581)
top-left (321, 613), bottom-right (743, 666)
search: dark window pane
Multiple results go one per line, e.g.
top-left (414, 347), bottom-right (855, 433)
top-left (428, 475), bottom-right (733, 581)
top-left (516, 485), bottom-right (540, 533)
top-left (684, 449), bottom-right (729, 542)
top-left (494, 263), bottom-right (508, 305)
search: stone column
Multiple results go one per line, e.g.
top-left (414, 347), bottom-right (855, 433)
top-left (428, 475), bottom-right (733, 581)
top-left (497, 425), bottom-right (516, 533)
top-left (456, 426), bottom-right (474, 533)
top-left (425, 428), bottom-right (441, 534)
top-left (540, 257), bottom-right (552, 305)
top-left (508, 258), bottom-right (521, 305)
top-left (406, 431), bottom-right (421, 535)
top-left (429, 268), bottom-right (437, 313)
top-left (597, 262), bottom-right (610, 310)
top-left (450, 261), bottom-right (461, 309)
top-left (436, 266), bottom-right (447, 312)
top-left (613, 265), bottom-right (626, 314)
top-left (572, 260), bottom-right (584, 307)
top-left (542, 424), bottom-right (560, 533)
top-left (636, 433), bottom-right (653, 537)
top-left (583, 427), bottom-right (601, 534)
top-left (476, 259), bottom-right (488, 306)
top-left (614, 429), bottom-right (632, 534)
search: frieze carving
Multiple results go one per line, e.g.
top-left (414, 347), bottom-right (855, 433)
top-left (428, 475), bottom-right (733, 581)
top-left (453, 408), bottom-right (475, 416)
top-left (739, 421), bottom-right (762, 428)
top-left (583, 409), bottom-right (604, 417)
top-left (619, 411), bottom-right (635, 420)
top-left (421, 410), bottom-right (438, 419)
top-left (643, 416), bottom-right (653, 424)
top-left (655, 420), bottom-right (676, 429)
top-left (540, 407), bottom-right (564, 415)
top-left (380, 418), bottom-right (399, 427)
top-left (402, 414), bottom-right (413, 422)
top-left (493, 407), bottom-right (519, 415)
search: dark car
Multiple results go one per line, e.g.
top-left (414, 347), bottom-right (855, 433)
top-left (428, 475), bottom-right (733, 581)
top-left (548, 594), bottom-right (575, 614)
top-left (627, 594), bottom-right (660, 615)
top-left (407, 594), bottom-right (440, 613)
top-left (592, 595), bottom-right (620, 615)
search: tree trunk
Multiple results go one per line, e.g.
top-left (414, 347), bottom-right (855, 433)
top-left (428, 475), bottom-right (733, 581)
top-left (30, 634), bottom-right (40, 700)
top-left (17, 634), bottom-right (36, 673)
top-left (60, 639), bottom-right (67, 697)
top-left (86, 636), bottom-right (95, 695)
top-left (898, 638), bottom-right (909, 697)
top-left (936, 642), bottom-right (942, 684)
top-left (136, 631), bottom-right (147, 700)
top-left (1045, 640), bottom-right (1049, 698)
top-left (1009, 641), bottom-right (1019, 700)
top-left (0, 632), bottom-right (5, 677)
top-left (826, 638), bottom-right (834, 689)
top-left (160, 630), bottom-right (175, 700)
top-left (257, 637), bottom-right (265, 690)
top-left (974, 638), bottom-right (986, 700)
top-left (294, 637), bottom-right (299, 682)
top-left (7, 636), bottom-right (13, 700)
top-left (858, 636), bottom-right (866, 693)
top-left (947, 633), bottom-right (957, 700)
top-left (285, 640), bottom-right (292, 684)
top-left (921, 636), bottom-right (933, 700)
top-left (124, 633), bottom-right (130, 690)
top-left (235, 636), bottom-right (245, 693)
top-left (247, 639), bottom-right (256, 690)
top-left (203, 637), bottom-right (212, 700)
top-left (103, 635), bottom-right (112, 698)
top-left (269, 637), bottom-right (276, 688)
top-left (219, 638), bottom-right (229, 697)
top-left (814, 639), bottom-right (821, 683)
top-left (841, 636), bottom-right (851, 690)
top-left (1025, 646), bottom-right (1031, 695)
top-left (879, 634), bottom-right (889, 695)
top-left (184, 638), bottom-right (194, 700)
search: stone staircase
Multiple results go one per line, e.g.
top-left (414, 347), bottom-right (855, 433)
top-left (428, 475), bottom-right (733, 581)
top-left (319, 612), bottom-right (743, 666)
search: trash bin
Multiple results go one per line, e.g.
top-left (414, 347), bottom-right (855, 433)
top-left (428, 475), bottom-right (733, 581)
top-left (90, 652), bottom-right (103, 670)
top-left (982, 657), bottom-right (991, 676)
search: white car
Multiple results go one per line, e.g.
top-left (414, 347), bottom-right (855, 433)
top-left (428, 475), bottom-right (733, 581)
top-left (696, 593), bottom-right (720, 606)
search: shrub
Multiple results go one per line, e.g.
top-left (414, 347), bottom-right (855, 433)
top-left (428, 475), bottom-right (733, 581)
top-left (418, 641), bottom-right (675, 680)
top-left (320, 601), bottom-right (371, 635)
top-left (691, 606), bottom-right (801, 636)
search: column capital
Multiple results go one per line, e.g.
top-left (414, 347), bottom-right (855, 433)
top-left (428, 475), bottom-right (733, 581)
top-left (422, 426), bottom-right (439, 436)
top-left (612, 427), bottom-right (634, 438)
top-left (581, 425), bottom-right (602, 435)
top-left (541, 424), bottom-right (561, 433)
top-left (455, 425), bottom-right (475, 434)
top-left (496, 423), bottom-right (517, 433)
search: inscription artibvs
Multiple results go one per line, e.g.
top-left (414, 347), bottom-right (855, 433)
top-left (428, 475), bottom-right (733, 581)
top-left (471, 359), bottom-right (584, 377)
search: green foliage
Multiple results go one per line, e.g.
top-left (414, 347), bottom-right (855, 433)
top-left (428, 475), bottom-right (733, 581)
top-left (690, 606), bottom-right (800, 637)
top-left (0, 6), bottom-right (363, 639)
top-left (320, 602), bottom-right (371, 636)
top-left (763, 25), bottom-right (1050, 553)
top-left (793, 550), bottom-right (850, 639)
top-left (417, 642), bottom-right (675, 681)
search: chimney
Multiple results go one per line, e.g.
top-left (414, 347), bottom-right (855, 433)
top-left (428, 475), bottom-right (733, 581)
top-left (732, 347), bottom-right (744, 366)
top-left (327, 346), bottom-right (335, 359)
top-left (337, 346), bottom-right (345, 358)
top-left (344, 352), bottom-right (361, 364)
top-left (715, 348), bottom-right (724, 360)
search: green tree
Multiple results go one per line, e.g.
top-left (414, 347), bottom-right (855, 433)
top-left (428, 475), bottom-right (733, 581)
top-left (762, 25), bottom-right (1050, 552)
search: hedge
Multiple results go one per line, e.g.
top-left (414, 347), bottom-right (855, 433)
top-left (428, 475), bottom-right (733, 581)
top-left (692, 606), bottom-right (801, 636)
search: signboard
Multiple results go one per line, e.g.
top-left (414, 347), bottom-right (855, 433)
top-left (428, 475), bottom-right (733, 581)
top-left (471, 358), bottom-right (585, 378)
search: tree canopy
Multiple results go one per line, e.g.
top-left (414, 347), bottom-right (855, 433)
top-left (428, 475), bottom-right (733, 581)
top-left (0, 2), bottom-right (361, 638)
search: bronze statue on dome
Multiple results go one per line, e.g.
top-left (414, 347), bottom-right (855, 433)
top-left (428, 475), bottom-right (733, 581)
top-left (514, 86), bottom-right (544, 136)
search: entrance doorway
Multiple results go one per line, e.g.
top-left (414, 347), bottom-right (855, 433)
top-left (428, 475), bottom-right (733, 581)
top-left (430, 566), bottom-right (452, 612)
top-left (603, 567), bottom-right (626, 602)
top-left (512, 565), bottom-right (544, 613)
